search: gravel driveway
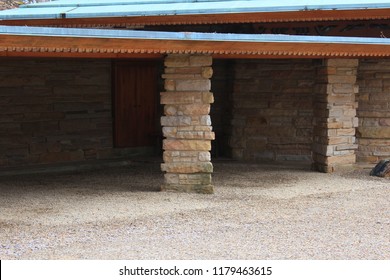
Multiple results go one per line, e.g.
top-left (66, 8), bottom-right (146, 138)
top-left (0, 160), bottom-right (389, 259)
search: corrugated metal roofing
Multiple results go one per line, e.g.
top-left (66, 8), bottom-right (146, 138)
top-left (1, 0), bottom-right (390, 20)
top-left (1, 24), bottom-right (389, 45)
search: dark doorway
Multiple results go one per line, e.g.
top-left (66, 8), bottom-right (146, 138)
top-left (113, 61), bottom-right (159, 148)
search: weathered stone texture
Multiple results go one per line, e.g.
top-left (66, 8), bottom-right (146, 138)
top-left (357, 59), bottom-right (390, 163)
top-left (161, 55), bottom-right (214, 193)
top-left (313, 59), bottom-right (359, 172)
top-left (0, 59), bottom-right (115, 167)
top-left (229, 59), bottom-right (316, 162)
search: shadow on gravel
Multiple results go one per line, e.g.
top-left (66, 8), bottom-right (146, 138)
top-left (0, 162), bottom-right (163, 193)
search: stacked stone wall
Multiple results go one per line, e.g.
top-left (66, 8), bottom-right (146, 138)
top-left (160, 54), bottom-right (214, 193)
top-left (230, 59), bottom-right (316, 162)
top-left (357, 59), bottom-right (390, 163)
top-left (0, 58), bottom-right (114, 167)
top-left (312, 59), bottom-right (359, 172)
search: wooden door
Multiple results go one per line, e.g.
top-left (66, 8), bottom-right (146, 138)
top-left (114, 61), bottom-right (158, 148)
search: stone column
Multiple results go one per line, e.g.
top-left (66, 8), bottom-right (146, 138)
top-left (313, 59), bottom-right (359, 172)
top-left (160, 54), bottom-right (215, 194)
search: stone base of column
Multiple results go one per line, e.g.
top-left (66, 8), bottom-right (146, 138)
top-left (161, 164), bottom-right (214, 193)
top-left (312, 153), bottom-right (357, 173)
top-left (161, 184), bottom-right (214, 194)
top-left (312, 162), bottom-right (356, 173)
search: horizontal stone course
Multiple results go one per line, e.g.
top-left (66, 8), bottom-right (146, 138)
top-left (313, 59), bottom-right (358, 172)
top-left (357, 59), bottom-right (390, 163)
top-left (230, 59), bottom-right (316, 162)
top-left (161, 54), bottom-right (214, 193)
top-left (163, 139), bottom-right (211, 151)
top-left (0, 59), bottom-right (114, 167)
top-left (161, 162), bottom-right (213, 174)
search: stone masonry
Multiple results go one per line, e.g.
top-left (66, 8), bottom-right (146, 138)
top-left (160, 54), bottom-right (215, 194)
top-left (0, 59), bottom-right (114, 167)
top-left (313, 59), bottom-right (359, 172)
top-left (230, 59), bottom-right (315, 162)
top-left (357, 59), bottom-right (390, 163)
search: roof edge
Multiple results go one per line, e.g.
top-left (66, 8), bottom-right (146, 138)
top-left (1, 25), bottom-right (390, 59)
top-left (1, 8), bottom-right (390, 27)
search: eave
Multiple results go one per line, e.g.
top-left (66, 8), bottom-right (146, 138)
top-left (2, 8), bottom-right (390, 28)
top-left (1, 26), bottom-right (390, 59)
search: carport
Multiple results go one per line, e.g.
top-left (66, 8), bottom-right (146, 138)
top-left (1, 0), bottom-right (390, 193)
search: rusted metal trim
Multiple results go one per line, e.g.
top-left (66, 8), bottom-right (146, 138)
top-left (1, 34), bottom-right (390, 59)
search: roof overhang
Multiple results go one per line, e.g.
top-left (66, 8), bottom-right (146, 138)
top-left (1, 9), bottom-right (390, 28)
top-left (1, 26), bottom-right (390, 59)
top-left (1, 1), bottom-right (390, 27)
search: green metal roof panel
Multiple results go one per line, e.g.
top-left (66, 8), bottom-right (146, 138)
top-left (1, 0), bottom-right (390, 20)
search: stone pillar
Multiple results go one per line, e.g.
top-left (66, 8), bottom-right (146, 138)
top-left (160, 54), bottom-right (215, 194)
top-left (313, 59), bottom-right (359, 172)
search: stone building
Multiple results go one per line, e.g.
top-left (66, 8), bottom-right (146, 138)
top-left (1, 0), bottom-right (390, 193)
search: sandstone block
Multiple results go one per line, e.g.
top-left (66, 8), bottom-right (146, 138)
top-left (178, 104), bottom-right (210, 115)
top-left (162, 73), bottom-right (197, 80)
top-left (200, 115), bottom-right (212, 126)
top-left (161, 162), bottom-right (213, 173)
top-left (178, 173), bottom-right (212, 185)
top-left (327, 122), bottom-right (344, 129)
top-left (161, 116), bottom-right (192, 126)
top-left (328, 75), bottom-right (356, 84)
top-left (193, 126), bottom-right (213, 132)
top-left (327, 154), bottom-right (356, 165)
top-left (176, 131), bottom-right (205, 139)
top-left (335, 144), bottom-right (358, 151)
top-left (337, 128), bottom-right (356, 136)
top-left (331, 83), bottom-right (355, 94)
top-left (164, 55), bottom-right (190, 67)
top-left (164, 105), bottom-right (178, 116)
top-left (328, 136), bottom-right (350, 145)
top-left (198, 151), bottom-right (211, 162)
top-left (357, 155), bottom-right (378, 163)
top-left (164, 79), bottom-right (176, 91)
top-left (326, 59), bottom-right (359, 68)
top-left (357, 127), bottom-right (390, 138)
top-left (161, 183), bottom-right (214, 194)
top-left (163, 139), bottom-right (211, 151)
top-left (189, 55), bottom-right (212, 67)
top-left (164, 173), bottom-right (179, 184)
top-left (160, 92), bottom-right (202, 105)
top-left (202, 92), bottom-right (214, 104)
top-left (201, 67), bottom-right (213, 79)
top-left (162, 127), bottom-right (177, 138)
top-left (176, 79), bottom-right (211, 91)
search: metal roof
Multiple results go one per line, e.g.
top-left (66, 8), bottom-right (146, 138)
top-left (1, 0), bottom-right (390, 20)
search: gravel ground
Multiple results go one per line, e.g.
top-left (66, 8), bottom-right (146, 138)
top-left (0, 160), bottom-right (389, 260)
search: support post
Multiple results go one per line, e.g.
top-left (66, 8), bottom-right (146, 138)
top-left (160, 54), bottom-right (215, 193)
top-left (313, 59), bottom-right (359, 172)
